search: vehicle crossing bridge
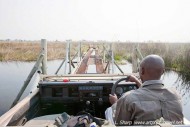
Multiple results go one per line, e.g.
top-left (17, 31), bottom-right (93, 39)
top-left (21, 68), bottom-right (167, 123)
top-left (7, 40), bottom-right (120, 107)
top-left (10, 40), bottom-right (142, 108)
top-left (1, 39), bottom-right (190, 127)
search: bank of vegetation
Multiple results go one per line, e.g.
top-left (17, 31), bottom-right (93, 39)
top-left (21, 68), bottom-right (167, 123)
top-left (113, 42), bottom-right (190, 83)
top-left (0, 41), bottom-right (189, 82)
top-left (0, 41), bottom-right (82, 61)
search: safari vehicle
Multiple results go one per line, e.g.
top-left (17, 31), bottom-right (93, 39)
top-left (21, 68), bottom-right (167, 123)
top-left (1, 74), bottom-right (139, 126)
top-left (0, 40), bottom-right (189, 127)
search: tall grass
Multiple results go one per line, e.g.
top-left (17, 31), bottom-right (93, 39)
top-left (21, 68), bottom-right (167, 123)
top-left (1, 41), bottom-right (189, 70)
top-left (0, 42), bottom-right (41, 61)
top-left (113, 42), bottom-right (190, 87)
top-left (113, 43), bottom-right (190, 70)
top-left (137, 43), bottom-right (190, 71)
top-left (0, 41), bottom-right (79, 61)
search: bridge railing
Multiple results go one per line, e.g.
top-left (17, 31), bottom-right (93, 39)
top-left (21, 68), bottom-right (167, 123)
top-left (10, 39), bottom-right (47, 108)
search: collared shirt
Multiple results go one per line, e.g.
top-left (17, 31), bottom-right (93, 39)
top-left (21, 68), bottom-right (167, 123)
top-left (114, 80), bottom-right (184, 126)
top-left (142, 80), bottom-right (163, 87)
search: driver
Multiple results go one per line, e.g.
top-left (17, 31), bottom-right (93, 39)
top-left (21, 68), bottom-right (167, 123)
top-left (109, 54), bottom-right (184, 126)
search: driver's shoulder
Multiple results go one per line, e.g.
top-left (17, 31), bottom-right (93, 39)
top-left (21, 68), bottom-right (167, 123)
top-left (121, 89), bottom-right (139, 102)
top-left (121, 88), bottom-right (145, 103)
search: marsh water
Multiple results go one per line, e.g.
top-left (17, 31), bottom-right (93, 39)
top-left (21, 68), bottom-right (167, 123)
top-left (0, 60), bottom-right (190, 120)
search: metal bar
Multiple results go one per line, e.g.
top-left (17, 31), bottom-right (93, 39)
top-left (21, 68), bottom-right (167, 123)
top-left (136, 47), bottom-right (143, 60)
top-left (103, 45), bottom-right (125, 74)
top-left (64, 41), bottom-right (69, 74)
top-left (103, 43), bottom-right (105, 63)
top-left (71, 60), bottom-right (75, 68)
top-left (108, 45), bottom-right (112, 74)
top-left (70, 51), bottom-right (78, 68)
top-left (11, 54), bottom-right (44, 108)
top-left (103, 62), bottom-right (109, 73)
top-left (41, 39), bottom-right (47, 74)
top-left (78, 42), bottom-right (82, 62)
top-left (68, 42), bottom-right (71, 74)
top-left (71, 51), bottom-right (78, 61)
top-left (114, 61), bottom-right (124, 74)
top-left (55, 59), bottom-right (65, 75)
top-left (41, 73), bottom-right (139, 82)
top-left (43, 73), bottom-right (138, 78)
top-left (132, 45), bottom-right (137, 73)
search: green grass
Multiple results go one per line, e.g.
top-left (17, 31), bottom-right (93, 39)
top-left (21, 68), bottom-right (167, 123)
top-left (114, 54), bottom-right (122, 61)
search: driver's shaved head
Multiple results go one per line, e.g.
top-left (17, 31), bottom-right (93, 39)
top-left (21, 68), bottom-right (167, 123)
top-left (141, 55), bottom-right (165, 69)
top-left (140, 55), bottom-right (165, 82)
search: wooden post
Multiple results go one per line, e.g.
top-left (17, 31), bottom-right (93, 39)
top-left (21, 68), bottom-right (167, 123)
top-left (41, 39), bottom-right (47, 74)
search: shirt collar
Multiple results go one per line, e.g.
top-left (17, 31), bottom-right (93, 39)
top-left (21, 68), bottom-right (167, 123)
top-left (142, 80), bottom-right (164, 87)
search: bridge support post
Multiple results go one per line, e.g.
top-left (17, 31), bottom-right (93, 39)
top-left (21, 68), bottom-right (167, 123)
top-left (68, 42), bottom-right (71, 74)
top-left (78, 42), bottom-right (81, 62)
top-left (103, 43), bottom-right (105, 63)
top-left (111, 43), bottom-right (114, 74)
top-left (64, 41), bottom-right (70, 74)
top-left (109, 43), bottom-right (114, 74)
top-left (41, 39), bottom-right (47, 74)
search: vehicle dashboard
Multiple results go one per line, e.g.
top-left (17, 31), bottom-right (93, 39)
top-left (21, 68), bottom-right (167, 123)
top-left (39, 81), bottom-right (138, 103)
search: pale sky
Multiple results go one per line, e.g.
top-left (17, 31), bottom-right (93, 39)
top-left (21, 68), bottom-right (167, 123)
top-left (0, 0), bottom-right (190, 42)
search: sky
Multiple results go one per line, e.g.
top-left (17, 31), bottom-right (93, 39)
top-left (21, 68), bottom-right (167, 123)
top-left (0, 0), bottom-right (190, 42)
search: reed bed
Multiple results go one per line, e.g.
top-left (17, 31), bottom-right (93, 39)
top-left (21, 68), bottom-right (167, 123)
top-left (113, 42), bottom-right (190, 85)
top-left (0, 42), bottom-right (41, 61)
top-left (0, 41), bottom-right (79, 61)
top-left (113, 43), bottom-right (190, 69)
top-left (1, 41), bottom-right (189, 94)
top-left (0, 41), bottom-right (189, 75)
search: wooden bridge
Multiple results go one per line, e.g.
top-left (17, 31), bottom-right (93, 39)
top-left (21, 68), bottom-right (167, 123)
top-left (74, 47), bottom-right (104, 74)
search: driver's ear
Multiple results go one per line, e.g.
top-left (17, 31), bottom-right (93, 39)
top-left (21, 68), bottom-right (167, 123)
top-left (141, 67), bottom-right (145, 75)
top-left (162, 69), bottom-right (165, 75)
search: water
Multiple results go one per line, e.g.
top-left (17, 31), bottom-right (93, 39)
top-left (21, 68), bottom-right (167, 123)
top-left (0, 61), bottom-right (189, 120)
top-left (162, 71), bottom-right (190, 120)
top-left (0, 60), bottom-right (65, 115)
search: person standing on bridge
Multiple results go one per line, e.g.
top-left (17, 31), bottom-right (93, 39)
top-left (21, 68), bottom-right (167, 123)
top-left (109, 54), bottom-right (184, 126)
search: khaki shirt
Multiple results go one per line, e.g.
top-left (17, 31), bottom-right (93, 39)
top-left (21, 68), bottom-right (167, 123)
top-left (114, 80), bottom-right (184, 126)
